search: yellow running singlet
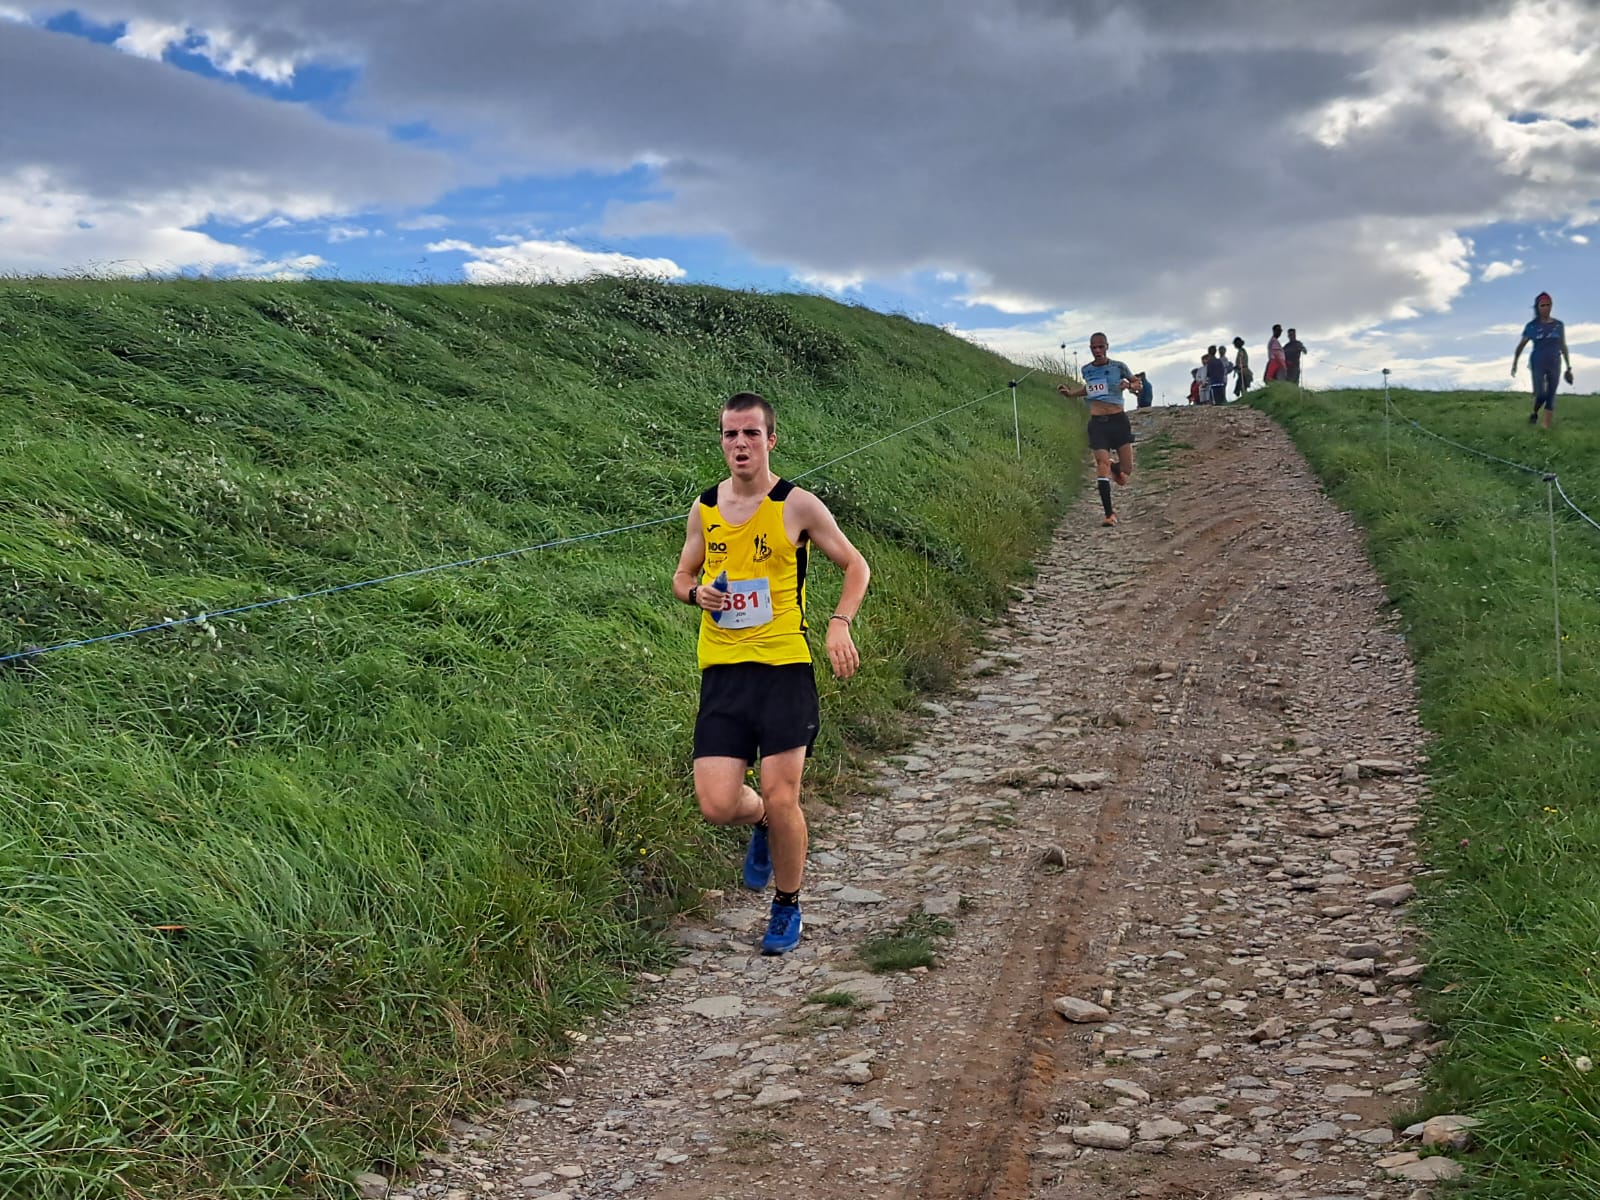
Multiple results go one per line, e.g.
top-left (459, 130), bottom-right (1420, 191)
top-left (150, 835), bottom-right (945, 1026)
top-left (696, 478), bottom-right (810, 670)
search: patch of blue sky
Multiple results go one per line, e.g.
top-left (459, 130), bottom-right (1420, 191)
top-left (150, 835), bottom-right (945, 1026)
top-left (41, 9), bottom-right (117, 42)
top-left (446, 165), bottom-right (665, 230)
top-left (1508, 111), bottom-right (1595, 130)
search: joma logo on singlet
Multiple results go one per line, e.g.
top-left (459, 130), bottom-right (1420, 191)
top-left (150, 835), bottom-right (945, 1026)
top-left (752, 533), bottom-right (771, 562)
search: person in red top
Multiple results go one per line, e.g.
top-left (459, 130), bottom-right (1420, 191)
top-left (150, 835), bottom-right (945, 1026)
top-left (1265, 325), bottom-right (1287, 381)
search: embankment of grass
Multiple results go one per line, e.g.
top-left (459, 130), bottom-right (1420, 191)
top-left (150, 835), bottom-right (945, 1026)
top-left (1252, 383), bottom-right (1600, 1198)
top-left (0, 276), bottom-right (1082, 1198)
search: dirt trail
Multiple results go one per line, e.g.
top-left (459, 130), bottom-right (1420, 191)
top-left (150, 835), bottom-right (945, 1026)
top-left (405, 405), bottom-right (1446, 1200)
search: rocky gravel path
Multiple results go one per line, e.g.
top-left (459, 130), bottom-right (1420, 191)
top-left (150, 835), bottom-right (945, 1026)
top-left (372, 404), bottom-right (1460, 1200)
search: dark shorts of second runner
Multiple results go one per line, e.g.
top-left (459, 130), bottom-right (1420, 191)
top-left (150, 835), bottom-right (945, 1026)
top-left (694, 662), bottom-right (820, 762)
top-left (1087, 411), bottom-right (1135, 452)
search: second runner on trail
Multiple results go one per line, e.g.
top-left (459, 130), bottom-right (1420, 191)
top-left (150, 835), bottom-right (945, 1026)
top-left (1058, 333), bottom-right (1141, 527)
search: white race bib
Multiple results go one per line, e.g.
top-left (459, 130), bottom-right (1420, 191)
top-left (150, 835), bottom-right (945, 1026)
top-left (1086, 379), bottom-right (1109, 398)
top-left (712, 577), bottom-right (774, 629)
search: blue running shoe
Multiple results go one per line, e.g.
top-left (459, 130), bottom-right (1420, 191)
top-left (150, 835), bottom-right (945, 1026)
top-left (742, 825), bottom-right (772, 890)
top-left (760, 901), bottom-right (803, 955)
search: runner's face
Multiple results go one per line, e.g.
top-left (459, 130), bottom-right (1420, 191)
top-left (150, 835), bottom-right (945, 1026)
top-left (1089, 338), bottom-right (1109, 364)
top-left (721, 412), bottom-right (774, 478)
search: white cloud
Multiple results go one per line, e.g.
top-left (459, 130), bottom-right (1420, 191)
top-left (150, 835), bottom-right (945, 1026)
top-left (1572, 234), bottom-right (1591, 245)
top-left (115, 18), bottom-right (186, 59)
top-left (0, 167), bottom-right (257, 275)
top-left (1481, 258), bottom-right (1525, 282)
top-left (0, 167), bottom-right (339, 280)
top-left (326, 224), bottom-right (373, 242)
top-left (426, 237), bottom-right (685, 284)
top-left (961, 292), bottom-right (1054, 316)
top-left (791, 270), bottom-right (864, 293)
top-left (236, 253), bottom-right (326, 280)
top-left (1560, 322), bottom-right (1600, 346)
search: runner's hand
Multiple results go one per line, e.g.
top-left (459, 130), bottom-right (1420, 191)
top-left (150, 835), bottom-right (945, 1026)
top-left (1566, 369), bottom-right (1575, 385)
top-left (825, 621), bottom-right (860, 680)
top-left (1510, 364), bottom-right (1517, 377)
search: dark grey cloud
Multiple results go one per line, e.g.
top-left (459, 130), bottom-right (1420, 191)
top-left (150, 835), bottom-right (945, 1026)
top-left (8, 1), bottom-right (1599, 340)
top-left (0, 19), bottom-right (450, 213)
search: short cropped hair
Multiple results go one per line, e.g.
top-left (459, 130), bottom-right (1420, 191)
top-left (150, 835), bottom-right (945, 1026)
top-left (722, 392), bottom-right (776, 436)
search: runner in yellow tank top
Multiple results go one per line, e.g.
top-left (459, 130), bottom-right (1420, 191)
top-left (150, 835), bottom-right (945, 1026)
top-left (672, 392), bottom-right (871, 955)
top-left (693, 475), bottom-right (810, 670)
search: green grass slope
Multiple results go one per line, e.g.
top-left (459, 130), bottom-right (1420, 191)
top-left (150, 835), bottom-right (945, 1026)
top-left (1251, 383), bottom-right (1600, 1198)
top-left (0, 277), bottom-right (1081, 1198)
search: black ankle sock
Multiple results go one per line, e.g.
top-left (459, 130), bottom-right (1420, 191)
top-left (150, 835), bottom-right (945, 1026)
top-left (1097, 477), bottom-right (1113, 516)
top-left (774, 888), bottom-right (800, 907)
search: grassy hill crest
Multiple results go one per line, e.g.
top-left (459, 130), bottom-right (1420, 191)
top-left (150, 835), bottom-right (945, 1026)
top-left (0, 276), bottom-right (1079, 1198)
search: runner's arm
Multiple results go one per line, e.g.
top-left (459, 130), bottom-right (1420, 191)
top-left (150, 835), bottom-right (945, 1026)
top-left (673, 504), bottom-right (719, 611)
top-left (793, 491), bottom-right (870, 679)
top-left (1511, 335), bottom-right (1529, 374)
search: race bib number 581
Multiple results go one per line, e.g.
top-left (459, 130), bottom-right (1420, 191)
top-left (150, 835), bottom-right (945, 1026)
top-left (712, 577), bottom-right (774, 629)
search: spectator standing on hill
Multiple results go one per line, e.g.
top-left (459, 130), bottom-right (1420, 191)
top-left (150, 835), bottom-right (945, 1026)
top-left (1284, 328), bottom-right (1306, 383)
top-left (1265, 324), bottom-right (1287, 382)
top-left (1188, 367), bottom-right (1203, 405)
top-left (1232, 337), bottom-right (1252, 397)
top-left (1512, 292), bottom-right (1573, 429)
top-left (672, 392), bottom-right (871, 955)
top-left (1058, 332), bottom-right (1141, 526)
top-left (1136, 371), bottom-right (1153, 409)
top-left (1205, 342), bottom-right (1233, 404)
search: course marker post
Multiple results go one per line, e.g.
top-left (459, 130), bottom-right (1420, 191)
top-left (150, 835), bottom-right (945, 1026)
top-left (1382, 368), bottom-right (1392, 473)
top-left (1546, 473), bottom-right (1563, 684)
top-left (1009, 380), bottom-right (1021, 461)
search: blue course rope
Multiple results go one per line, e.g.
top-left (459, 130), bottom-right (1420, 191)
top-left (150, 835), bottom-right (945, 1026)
top-left (2, 370), bottom-right (1040, 666)
top-left (793, 372), bottom-right (1034, 481)
top-left (1386, 393), bottom-right (1600, 531)
top-left (0, 515), bottom-right (684, 666)
top-left (1555, 477), bottom-right (1600, 535)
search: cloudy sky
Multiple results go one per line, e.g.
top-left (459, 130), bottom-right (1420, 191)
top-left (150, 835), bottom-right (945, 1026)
top-left (3, 1), bottom-right (1598, 402)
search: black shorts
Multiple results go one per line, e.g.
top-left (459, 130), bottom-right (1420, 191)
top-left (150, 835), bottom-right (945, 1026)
top-left (694, 662), bottom-right (820, 762)
top-left (1087, 411), bottom-right (1135, 452)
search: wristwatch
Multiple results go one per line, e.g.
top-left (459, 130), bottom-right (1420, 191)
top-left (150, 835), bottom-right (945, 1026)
top-left (689, 585), bottom-right (699, 607)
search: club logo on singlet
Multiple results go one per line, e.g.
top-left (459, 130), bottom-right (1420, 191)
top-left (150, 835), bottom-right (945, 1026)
top-left (753, 533), bottom-right (771, 563)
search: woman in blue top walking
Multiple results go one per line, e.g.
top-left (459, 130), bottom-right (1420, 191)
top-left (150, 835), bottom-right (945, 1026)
top-left (1511, 291), bottom-right (1573, 429)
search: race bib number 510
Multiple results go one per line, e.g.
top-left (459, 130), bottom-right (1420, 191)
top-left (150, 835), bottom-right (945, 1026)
top-left (712, 577), bottom-right (774, 629)
top-left (1086, 379), bottom-right (1109, 398)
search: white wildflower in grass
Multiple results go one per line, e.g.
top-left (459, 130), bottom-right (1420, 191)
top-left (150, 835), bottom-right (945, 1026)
top-left (1575, 1056), bottom-right (1594, 1073)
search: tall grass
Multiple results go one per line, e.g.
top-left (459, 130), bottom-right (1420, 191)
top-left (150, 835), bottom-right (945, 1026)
top-left (0, 276), bottom-right (1079, 1197)
top-left (1252, 383), bottom-right (1600, 1198)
